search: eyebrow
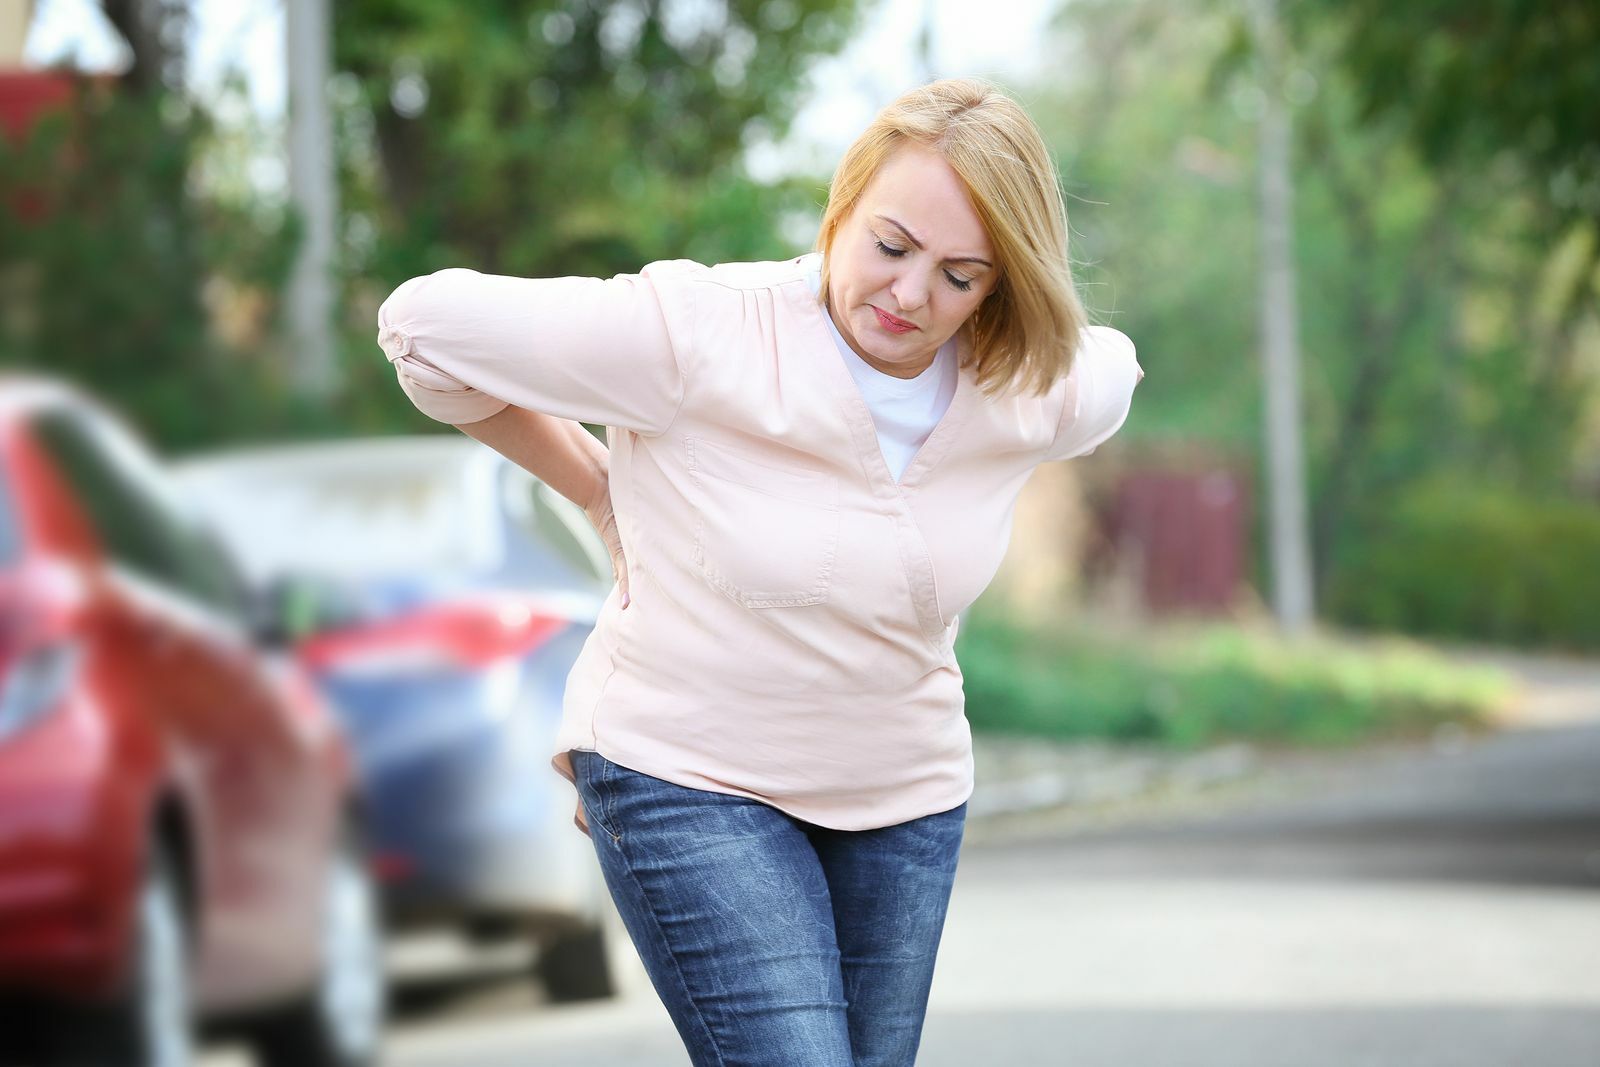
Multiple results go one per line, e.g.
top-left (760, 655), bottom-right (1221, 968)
top-left (874, 215), bottom-right (994, 268)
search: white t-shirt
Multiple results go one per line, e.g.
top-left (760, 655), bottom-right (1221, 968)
top-left (805, 263), bottom-right (958, 483)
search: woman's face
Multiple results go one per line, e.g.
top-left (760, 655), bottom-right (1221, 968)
top-left (826, 143), bottom-right (999, 379)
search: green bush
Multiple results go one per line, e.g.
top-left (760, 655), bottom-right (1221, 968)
top-left (1325, 480), bottom-right (1600, 651)
top-left (954, 611), bottom-right (1511, 748)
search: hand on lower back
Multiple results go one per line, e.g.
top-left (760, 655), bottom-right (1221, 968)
top-left (584, 471), bottom-right (630, 609)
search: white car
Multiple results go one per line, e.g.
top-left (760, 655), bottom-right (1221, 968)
top-left (173, 435), bottom-right (626, 1002)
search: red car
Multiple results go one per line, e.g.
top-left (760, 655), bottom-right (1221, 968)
top-left (0, 379), bottom-right (385, 1066)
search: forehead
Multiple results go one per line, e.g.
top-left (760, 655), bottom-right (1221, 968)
top-left (860, 144), bottom-right (992, 255)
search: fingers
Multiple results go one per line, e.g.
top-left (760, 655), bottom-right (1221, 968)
top-left (607, 523), bottom-right (630, 610)
top-left (591, 503), bottom-right (630, 610)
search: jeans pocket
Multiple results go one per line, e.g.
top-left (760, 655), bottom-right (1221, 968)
top-left (572, 750), bottom-right (624, 841)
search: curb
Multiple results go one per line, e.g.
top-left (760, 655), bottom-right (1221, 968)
top-left (967, 735), bottom-right (1261, 822)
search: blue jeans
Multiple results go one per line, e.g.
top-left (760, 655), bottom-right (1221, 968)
top-left (570, 749), bottom-right (966, 1067)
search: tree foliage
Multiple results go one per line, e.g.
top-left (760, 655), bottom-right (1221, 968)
top-left (4, 1), bottom-right (867, 447)
top-left (0, 82), bottom-right (300, 450)
top-left (333, 0), bottom-right (864, 281)
top-left (1028, 0), bottom-right (1597, 612)
top-left (1295, 0), bottom-right (1600, 234)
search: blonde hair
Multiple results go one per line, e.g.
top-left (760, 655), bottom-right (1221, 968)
top-left (815, 77), bottom-right (1087, 398)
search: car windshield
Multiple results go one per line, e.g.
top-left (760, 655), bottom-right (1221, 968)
top-left (178, 452), bottom-right (503, 583)
top-left (176, 446), bottom-right (608, 598)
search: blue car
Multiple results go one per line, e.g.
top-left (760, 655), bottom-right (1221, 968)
top-left (174, 435), bottom-right (621, 1000)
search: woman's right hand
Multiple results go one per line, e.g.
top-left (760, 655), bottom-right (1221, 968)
top-left (583, 468), bottom-right (630, 609)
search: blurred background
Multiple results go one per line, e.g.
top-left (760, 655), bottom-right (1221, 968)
top-left (1, 1), bottom-right (1597, 1065)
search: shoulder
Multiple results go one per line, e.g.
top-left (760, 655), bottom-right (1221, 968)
top-left (1017, 324), bottom-right (1137, 413)
top-left (642, 252), bottom-right (817, 295)
top-left (1085, 326), bottom-right (1142, 422)
top-left (1055, 325), bottom-right (1139, 408)
top-left (1044, 323), bottom-right (1143, 460)
top-left (633, 254), bottom-right (819, 356)
top-left (640, 254), bottom-right (819, 336)
top-left (1076, 324), bottom-right (1137, 376)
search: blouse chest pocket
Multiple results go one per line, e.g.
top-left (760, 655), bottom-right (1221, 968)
top-left (686, 437), bottom-right (839, 609)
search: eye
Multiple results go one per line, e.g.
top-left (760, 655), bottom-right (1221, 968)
top-left (875, 233), bottom-right (976, 292)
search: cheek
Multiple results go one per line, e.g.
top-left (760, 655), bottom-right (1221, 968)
top-left (834, 251), bottom-right (871, 298)
top-left (941, 291), bottom-right (985, 330)
top-left (847, 253), bottom-right (885, 293)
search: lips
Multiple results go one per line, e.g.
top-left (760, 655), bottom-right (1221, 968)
top-left (872, 306), bottom-right (918, 334)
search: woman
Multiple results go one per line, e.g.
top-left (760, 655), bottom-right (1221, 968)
top-left (376, 76), bottom-right (1143, 1066)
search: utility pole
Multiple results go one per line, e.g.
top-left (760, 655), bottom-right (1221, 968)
top-left (916, 0), bottom-right (935, 83)
top-left (286, 0), bottom-right (337, 398)
top-left (1251, 0), bottom-right (1315, 633)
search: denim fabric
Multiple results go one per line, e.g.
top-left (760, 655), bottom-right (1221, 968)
top-left (569, 748), bottom-right (967, 1067)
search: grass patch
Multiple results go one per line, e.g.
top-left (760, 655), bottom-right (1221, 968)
top-left (955, 610), bottom-right (1515, 749)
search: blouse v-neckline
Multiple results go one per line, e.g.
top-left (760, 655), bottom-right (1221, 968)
top-left (785, 255), bottom-right (976, 494)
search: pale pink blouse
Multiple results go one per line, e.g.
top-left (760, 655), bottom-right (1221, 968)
top-left (376, 252), bottom-right (1144, 837)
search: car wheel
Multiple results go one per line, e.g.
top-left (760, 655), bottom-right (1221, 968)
top-left (246, 828), bottom-right (387, 1067)
top-left (535, 917), bottom-right (616, 1003)
top-left (68, 841), bottom-right (195, 1066)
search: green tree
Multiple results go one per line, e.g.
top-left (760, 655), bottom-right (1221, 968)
top-left (1298, 0), bottom-right (1599, 239)
top-left (0, 1), bottom-right (308, 450)
top-left (334, 0), bottom-right (864, 281)
top-left (1028, 0), bottom-right (1595, 605)
top-left (4, 2), bottom-right (868, 448)
top-left (1297, 0), bottom-right (1600, 503)
top-left (0, 80), bottom-right (300, 450)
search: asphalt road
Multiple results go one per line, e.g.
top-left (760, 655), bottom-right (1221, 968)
top-left (205, 715), bottom-right (1600, 1066)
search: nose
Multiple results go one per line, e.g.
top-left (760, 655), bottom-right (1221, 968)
top-left (890, 270), bottom-right (929, 315)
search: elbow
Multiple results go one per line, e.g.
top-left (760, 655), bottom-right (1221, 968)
top-left (375, 268), bottom-right (481, 362)
top-left (375, 276), bottom-right (426, 362)
top-left (375, 269), bottom-right (508, 425)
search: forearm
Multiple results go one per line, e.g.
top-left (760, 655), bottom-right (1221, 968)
top-left (377, 266), bottom-right (686, 435)
top-left (454, 404), bottom-right (609, 514)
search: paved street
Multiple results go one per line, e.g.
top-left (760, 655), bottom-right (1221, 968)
top-left (205, 712), bottom-right (1600, 1066)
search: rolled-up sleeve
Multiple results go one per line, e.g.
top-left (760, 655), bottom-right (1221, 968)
top-left (375, 260), bottom-right (697, 434)
top-left (1046, 324), bottom-right (1144, 461)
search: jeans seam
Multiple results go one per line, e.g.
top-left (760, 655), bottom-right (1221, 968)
top-left (599, 752), bottom-right (621, 843)
top-left (610, 822), bottom-right (730, 1067)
